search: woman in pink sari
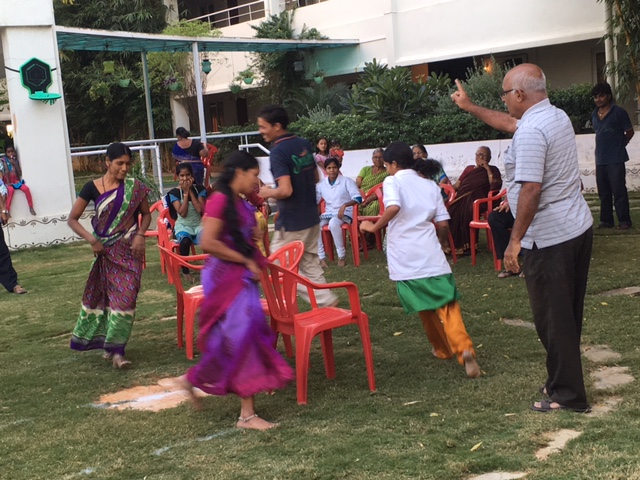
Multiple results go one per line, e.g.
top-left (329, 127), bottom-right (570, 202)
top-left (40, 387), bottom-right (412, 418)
top-left (179, 151), bottom-right (293, 430)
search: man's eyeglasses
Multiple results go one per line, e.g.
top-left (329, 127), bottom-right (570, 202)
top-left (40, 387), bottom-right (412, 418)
top-left (500, 88), bottom-right (515, 98)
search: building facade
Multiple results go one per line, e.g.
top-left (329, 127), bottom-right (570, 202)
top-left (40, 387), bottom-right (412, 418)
top-left (175, 0), bottom-right (620, 129)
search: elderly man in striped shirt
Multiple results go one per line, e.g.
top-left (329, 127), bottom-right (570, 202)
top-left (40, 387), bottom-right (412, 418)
top-left (451, 63), bottom-right (593, 413)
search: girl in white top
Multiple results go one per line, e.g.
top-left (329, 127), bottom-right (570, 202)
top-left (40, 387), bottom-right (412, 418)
top-left (360, 142), bottom-right (480, 378)
top-left (316, 157), bottom-right (362, 267)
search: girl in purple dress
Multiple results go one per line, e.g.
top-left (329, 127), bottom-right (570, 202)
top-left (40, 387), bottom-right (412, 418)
top-left (179, 151), bottom-right (293, 430)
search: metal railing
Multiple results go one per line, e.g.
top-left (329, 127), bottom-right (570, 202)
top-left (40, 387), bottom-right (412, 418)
top-left (282, 0), bottom-right (329, 10)
top-left (188, 1), bottom-right (266, 29)
top-left (70, 131), bottom-right (264, 192)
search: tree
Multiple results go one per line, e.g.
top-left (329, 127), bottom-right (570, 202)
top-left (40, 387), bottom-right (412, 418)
top-left (598, 0), bottom-right (640, 102)
top-left (54, 0), bottom-right (172, 145)
top-left (250, 10), bottom-right (325, 105)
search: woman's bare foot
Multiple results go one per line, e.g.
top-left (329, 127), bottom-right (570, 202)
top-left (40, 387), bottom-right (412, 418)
top-left (102, 352), bottom-right (113, 361)
top-left (337, 257), bottom-right (346, 267)
top-left (177, 375), bottom-right (202, 411)
top-left (236, 413), bottom-right (278, 430)
top-left (462, 350), bottom-right (480, 378)
top-left (112, 353), bottom-right (132, 370)
top-left (319, 259), bottom-right (329, 268)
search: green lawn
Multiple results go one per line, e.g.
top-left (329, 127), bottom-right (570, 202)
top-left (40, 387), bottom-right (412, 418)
top-left (1, 198), bottom-right (640, 479)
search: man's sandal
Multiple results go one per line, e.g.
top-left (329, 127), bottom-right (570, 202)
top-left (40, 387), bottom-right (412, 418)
top-left (12, 285), bottom-right (27, 294)
top-left (531, 400), bottom-right (591, 413)
top-left (497, 270), bottom-right (520, 278)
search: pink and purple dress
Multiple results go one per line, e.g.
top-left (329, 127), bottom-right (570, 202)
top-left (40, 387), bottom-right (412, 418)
top-left (186, 192), bottom-right (293, 398)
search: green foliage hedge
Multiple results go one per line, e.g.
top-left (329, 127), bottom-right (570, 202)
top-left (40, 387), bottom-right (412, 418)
top-left (290, 113), bottom-right (508, 150)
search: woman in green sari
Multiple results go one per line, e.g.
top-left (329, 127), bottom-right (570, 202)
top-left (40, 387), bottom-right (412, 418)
top-left (67, 143), bottom-right (151, 369)
top-left (356, 148), bottom-right (388, 217)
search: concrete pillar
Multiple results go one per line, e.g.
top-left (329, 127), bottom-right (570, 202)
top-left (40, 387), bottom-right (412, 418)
top-left (0, 0), bottom-right (78, 248)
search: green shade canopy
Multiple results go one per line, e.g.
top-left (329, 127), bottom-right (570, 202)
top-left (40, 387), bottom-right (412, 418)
top-left (55, 26), bottom-right (358, 53)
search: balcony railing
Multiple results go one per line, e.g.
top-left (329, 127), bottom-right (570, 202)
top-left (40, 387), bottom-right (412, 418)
top-left (187, 0), bottom-right (330, 29)
top-left (282, 0), bottom-right (329, 9)
top-left (188, 1), bottom-right (266, 30)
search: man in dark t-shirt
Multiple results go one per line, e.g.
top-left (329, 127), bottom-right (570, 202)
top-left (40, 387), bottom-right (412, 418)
top-left (591, 82), bottom-right (635, 229)
top-left (258, 105), bottom-right (337, 307)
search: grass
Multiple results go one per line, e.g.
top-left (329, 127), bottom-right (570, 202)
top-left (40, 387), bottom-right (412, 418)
top-left (1, 196), bottom-right (640, 479)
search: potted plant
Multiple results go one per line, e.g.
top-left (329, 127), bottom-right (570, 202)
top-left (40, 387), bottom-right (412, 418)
top-left (238, 68), bottom-right (255, 85)
top-left (229, 82), bottom-right (242, 95)
top-left (163, 75), bottom-right (183, 92)
top-left (312, 69), bottom-right (325, 84)
top-left (102, 60), bottom-right (115, 75)
top-left (114, 64), bottom-right (132, 88)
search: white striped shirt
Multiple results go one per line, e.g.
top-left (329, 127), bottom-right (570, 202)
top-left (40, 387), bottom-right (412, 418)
top-left (504, 99), bottom-right (592, 249)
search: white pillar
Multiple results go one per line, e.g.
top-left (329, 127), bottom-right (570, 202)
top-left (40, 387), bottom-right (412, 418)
top-left (0, 0), bottom-right (78, 249)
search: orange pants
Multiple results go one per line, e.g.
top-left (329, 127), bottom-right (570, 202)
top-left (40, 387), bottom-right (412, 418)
top-left (418, 301), bottom-right (475, 364)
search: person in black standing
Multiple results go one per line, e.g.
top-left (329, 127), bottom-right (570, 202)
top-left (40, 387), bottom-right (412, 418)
top-left (591, 82), bottom-right (635, 230)
top-left (0, 177), bottom-right (27, 294)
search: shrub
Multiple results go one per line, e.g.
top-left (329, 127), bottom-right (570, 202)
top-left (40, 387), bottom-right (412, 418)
top-left (548, 83), bottom-right (594, 133)
top-left (348, 59), bottom-right (431, 121)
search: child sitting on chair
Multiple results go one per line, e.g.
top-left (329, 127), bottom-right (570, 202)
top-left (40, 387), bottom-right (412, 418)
top-left (316, 157), bottom-right (361, 267)
top-left (0, 146), bottom-right (36, 217)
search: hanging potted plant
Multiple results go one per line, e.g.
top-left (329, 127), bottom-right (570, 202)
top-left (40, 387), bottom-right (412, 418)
top-left (312, 69), bottom-right (325, 84)
top-left (163, 66), bottom-right (183, 92)
top-left (103, 60), bottom-right (115, 75)
top-left (114, 64), bottom-right (132, 88)
top-left (163, 75), bottom-right (183, 92)
top-left (238, 68), bottom-right (255, 85)
top-left (229, 81), bottom-right (242, 95)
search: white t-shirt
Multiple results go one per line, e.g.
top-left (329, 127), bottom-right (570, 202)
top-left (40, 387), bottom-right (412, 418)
top-left (316, 175), bottom-right (361, 220)
top-left (384, 169), bottom-right (451, 281)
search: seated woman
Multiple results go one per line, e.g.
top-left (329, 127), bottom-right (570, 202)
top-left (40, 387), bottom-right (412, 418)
top-left (412, 144), bottom-right (450, 184)
top-left (448, 146), bottom-right (502, 254)
top-left (172, 127), bottom-right (209, 185)
top-left (0, 146), bottom-right (36, 217)
top-left (316, 157), bottom-right (362, 267)
top-left (356, 148), bottom-right (388, 216)
top-left (168, 163), bottom-right (207, 275)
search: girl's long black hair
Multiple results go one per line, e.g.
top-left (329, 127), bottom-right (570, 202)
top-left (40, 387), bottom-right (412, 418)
top-left (214, 151), bottom-right (259, 259)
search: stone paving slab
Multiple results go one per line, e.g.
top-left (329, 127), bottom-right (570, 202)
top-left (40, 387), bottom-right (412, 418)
top-left (501, 318), bottom-right (536, 330)
top-left (592, 366), bottom-right (634, 390)
top-left (599, 286), bottom-right (640, 297)
top-left (535, 429), bottom-right (582, 461)
top-left (468, 473), bottom-right (527, 480)
top-left (582, 345), bottom-right (622, 363)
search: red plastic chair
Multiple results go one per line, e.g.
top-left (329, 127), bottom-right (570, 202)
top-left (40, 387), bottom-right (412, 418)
top-left (319, 200), bottom-right (362, 266)
top-left (357, 182), bottom-right (385, 258)
top-left (201, 143), bottom-right (218, 188)
top-left (470, 189), bottom-right (507, 269)
top-left (158, 245), bottom-right (208, 360)
top-left (157, 209), bottom-right (197, 274)
top-left (260, 240), bottom-right (305, 358)
top-left (260, 262), bottom-right (376, 405)
top-left (143, 200), bottom-right (165, 239)
top-left (440, 183), bottom-right (458, 264)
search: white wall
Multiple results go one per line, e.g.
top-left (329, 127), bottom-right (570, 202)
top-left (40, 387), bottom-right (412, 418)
top-left (205, 0), bottom-right (607, 94)
top-left (258, 134), bottom-right (640, 193)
